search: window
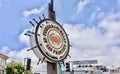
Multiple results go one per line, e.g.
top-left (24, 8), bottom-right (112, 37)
top-left (0, 58), bottom-right (2, 66)
top-left (0, 58), bottom-right (6, 66)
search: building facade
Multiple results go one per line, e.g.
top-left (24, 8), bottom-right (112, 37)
top-left (0, 54), bottom-right (9, 74)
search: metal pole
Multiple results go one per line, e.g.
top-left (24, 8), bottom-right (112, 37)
top-left (47, 0), bottom-right (57, 74)
top-left (48, 0), bottom-right (56, 20)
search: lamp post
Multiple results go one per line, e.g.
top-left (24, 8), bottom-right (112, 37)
top-left (24, 58), bottom-right (31, 71)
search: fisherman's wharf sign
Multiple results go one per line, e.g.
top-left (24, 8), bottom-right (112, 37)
top-left (30, 19), bottom-right (69, 62)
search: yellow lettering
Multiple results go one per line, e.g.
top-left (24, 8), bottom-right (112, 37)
top-left (43, 38), bottom-right (47, 43)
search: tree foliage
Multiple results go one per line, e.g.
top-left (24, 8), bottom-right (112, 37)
top-left (6, 61), bottom-right (25, 74)
top-left (24, 70), bottom-right (32, 74)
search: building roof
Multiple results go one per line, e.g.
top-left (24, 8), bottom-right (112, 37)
top-left (0, 53), bottom-right (9, 60)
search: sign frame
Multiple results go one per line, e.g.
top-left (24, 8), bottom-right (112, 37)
top-left (30, 19), bottom-right (70, 63)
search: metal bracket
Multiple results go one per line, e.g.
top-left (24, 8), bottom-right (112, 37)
top-left (29, 21), bottom-right (35, 26)
top-left (27, 46), bottom-right (37, 51)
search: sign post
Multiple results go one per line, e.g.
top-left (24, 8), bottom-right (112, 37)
top-left (47, 0), bottom-right (57, 74)
top-left (28, 0), bottom-right (70, 74)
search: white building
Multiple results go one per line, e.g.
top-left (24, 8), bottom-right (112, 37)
top-left (0, 54), bottom-right (9, 74)
top-left (109, 68), bottom-right (120, 74)
top-left (62, 60), bottom-right (109, 74)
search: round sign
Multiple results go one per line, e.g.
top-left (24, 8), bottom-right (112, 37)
top-left (30, 19), bottom-right (69, 62)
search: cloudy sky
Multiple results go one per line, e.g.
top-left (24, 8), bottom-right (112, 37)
top-left (0, 0), bottom-right (120, 72)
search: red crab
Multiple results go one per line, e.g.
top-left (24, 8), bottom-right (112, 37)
top-left (49, 33), bottom-right (62, 45)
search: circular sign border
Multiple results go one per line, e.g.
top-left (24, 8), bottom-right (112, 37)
top-left (35, 19), bottom-right (70, 62)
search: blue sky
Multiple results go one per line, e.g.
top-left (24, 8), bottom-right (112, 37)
top-left (0, 0), bottom-right (118, 49)
top-left (0, 0), bottom-right (48, 49)
top-left (0, 0), bottom-right (120, 72)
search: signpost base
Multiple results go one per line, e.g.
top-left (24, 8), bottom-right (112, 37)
top-left (47, 62), bottom-right (57, 74)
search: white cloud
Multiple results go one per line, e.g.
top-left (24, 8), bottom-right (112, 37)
top-left (18, 12), bottom-right (120, 68)
top-left (88, 7), bottom-right (105, 23)
top-left (23, 5), bottom-right (47, 17)
top-left (97, 12), bottom-right (105, 19)
top-left (90, 7), bottom-right (102, 19)
top-left (99, 13), bottom-right (120, 39)
top-left (0, 46), bottom-right (47, 73)
top-left (7, 28), bottom-right (47, 73)
top-left (0, 46), bottom-right (11, 54)
top-left (1, 9), bottom-right (120, 73)
top-left (7, 47), bottom-right (36, 62)
top-left (19, 29), bottom-right (30, 45)
top-left (63, 12), bottom-right (120, 67)
top-left (76, 0), bottom-right (91, 14)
